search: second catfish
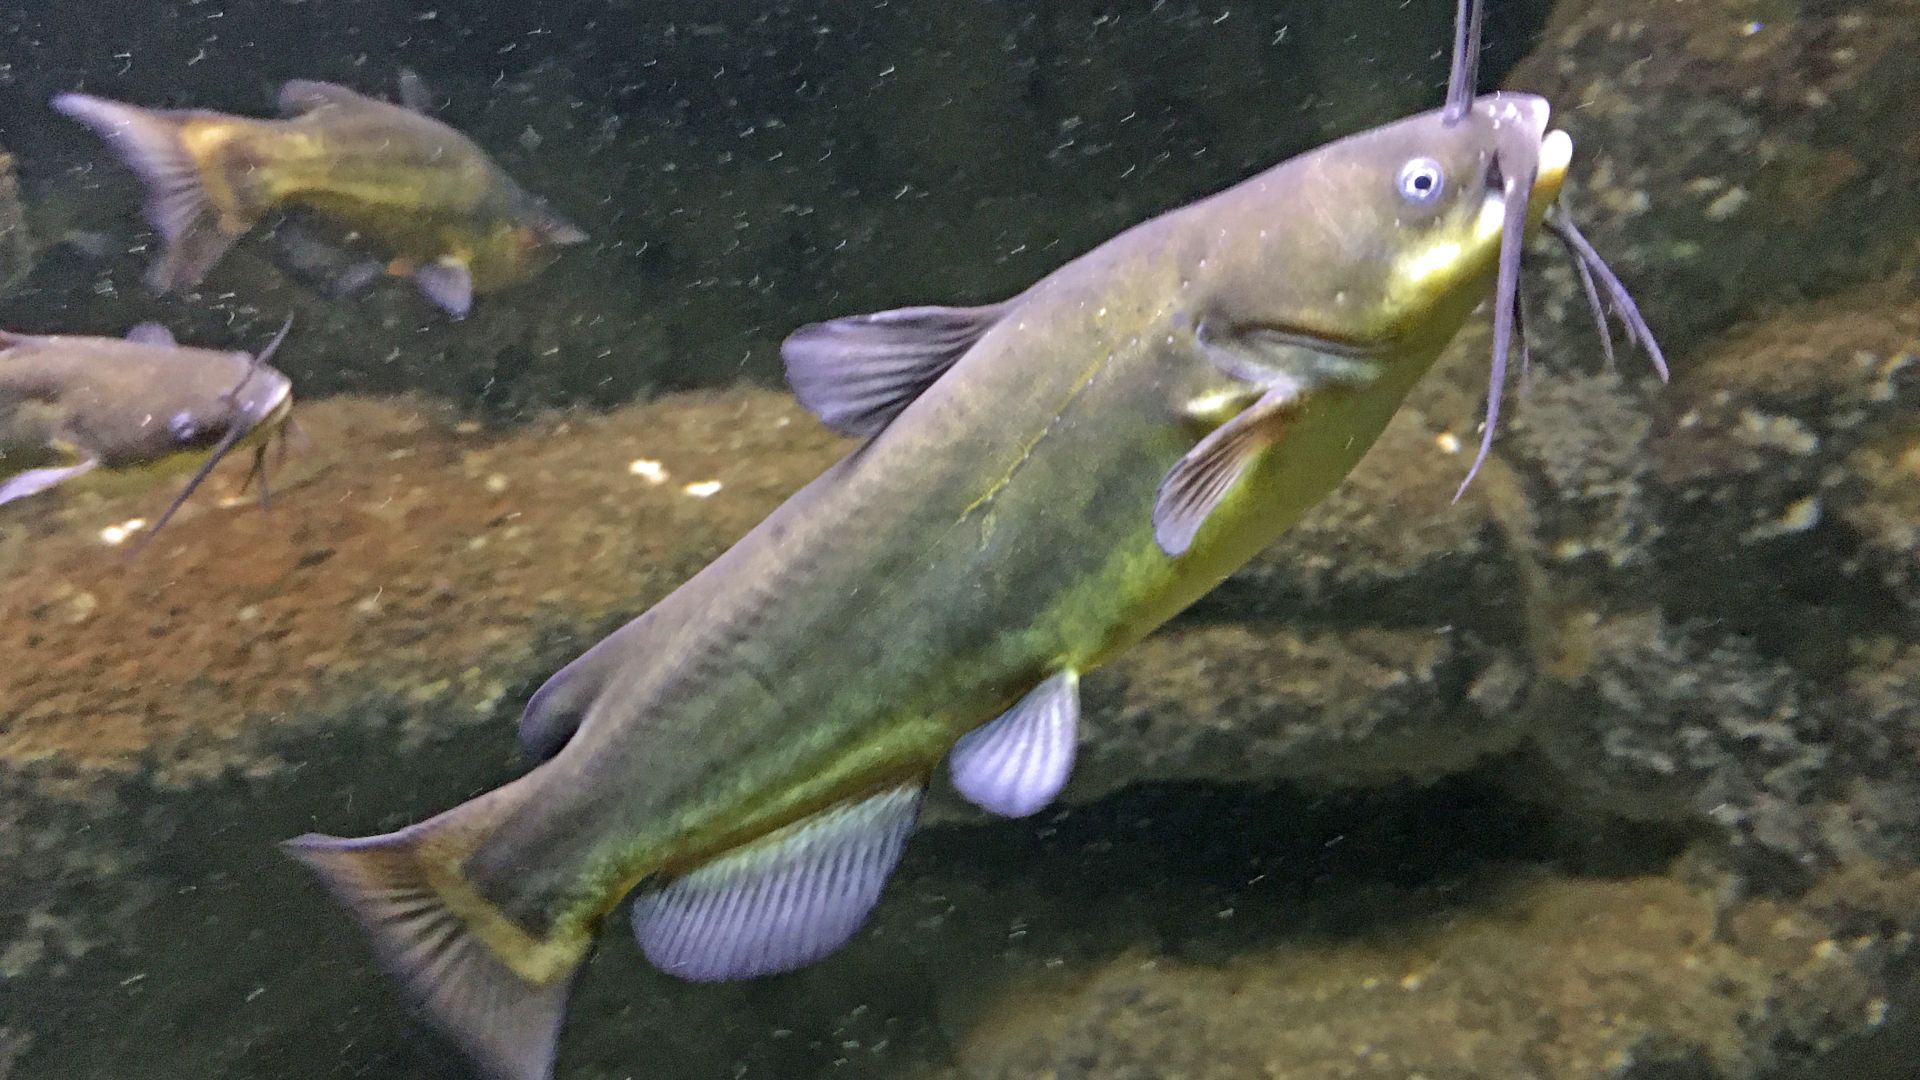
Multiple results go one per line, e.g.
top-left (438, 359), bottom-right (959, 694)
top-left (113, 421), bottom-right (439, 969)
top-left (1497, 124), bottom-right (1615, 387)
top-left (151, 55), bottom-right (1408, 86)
top-left (54, 75), bottom-right (585, 317)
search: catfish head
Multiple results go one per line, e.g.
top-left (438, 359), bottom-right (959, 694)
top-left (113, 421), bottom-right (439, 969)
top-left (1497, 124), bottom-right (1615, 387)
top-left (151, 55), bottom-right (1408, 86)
top-left (1198, 92), bottom-right (1567, 372)
top-left (128, 316), bottom-right (298, 548)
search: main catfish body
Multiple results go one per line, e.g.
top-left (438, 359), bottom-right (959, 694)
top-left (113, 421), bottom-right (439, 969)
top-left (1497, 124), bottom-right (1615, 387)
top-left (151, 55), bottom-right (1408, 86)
top-left (291, 94), bottom-right (1571, 1080)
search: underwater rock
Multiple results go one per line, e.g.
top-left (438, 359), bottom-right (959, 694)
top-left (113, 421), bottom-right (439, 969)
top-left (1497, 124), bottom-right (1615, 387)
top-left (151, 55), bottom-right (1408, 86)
top-left (924, 860), bottom-right (1920, 1080)
top-left (1505, 0), bottom-right (1920, 368)
top-left (0, 149), bottom-right (28, 297)
top-left (1479, 280), bottom-right (1920, 873)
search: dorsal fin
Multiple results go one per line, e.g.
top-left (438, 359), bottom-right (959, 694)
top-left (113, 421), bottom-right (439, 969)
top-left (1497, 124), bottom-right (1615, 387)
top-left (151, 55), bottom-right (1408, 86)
top-left (780, 301), bottom-right (1011, 437)
top-left (125, 322), bottom-right (176, 346)
top-left (277, 80), bottom-right (378, 117)
top-left (397, 69), bottom-right (433, 112)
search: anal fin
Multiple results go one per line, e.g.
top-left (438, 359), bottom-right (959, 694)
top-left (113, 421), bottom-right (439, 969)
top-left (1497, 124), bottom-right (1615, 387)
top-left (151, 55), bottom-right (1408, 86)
top-left (631, 783), bottom-right (924, 982)
top-left (949, 671), bottom-right (1079, 818)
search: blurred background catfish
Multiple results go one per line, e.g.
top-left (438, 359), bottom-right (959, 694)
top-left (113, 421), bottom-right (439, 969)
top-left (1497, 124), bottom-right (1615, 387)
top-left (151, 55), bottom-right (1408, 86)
top-left (0, 318), bottom-right (295, 544)
top-left (51, 73), bottom-right (586, 318)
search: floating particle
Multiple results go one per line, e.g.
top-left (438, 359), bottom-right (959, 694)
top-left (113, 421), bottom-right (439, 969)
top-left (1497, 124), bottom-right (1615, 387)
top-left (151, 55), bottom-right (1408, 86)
top-left (98, 518), bottom-right (148, 545)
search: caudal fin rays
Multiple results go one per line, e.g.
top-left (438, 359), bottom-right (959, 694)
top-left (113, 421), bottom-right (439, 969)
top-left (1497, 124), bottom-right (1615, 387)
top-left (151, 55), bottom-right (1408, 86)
top-left (51, 93), bottom-right (246, 292)
top-left (282, 784), bottom-right (584, 1080)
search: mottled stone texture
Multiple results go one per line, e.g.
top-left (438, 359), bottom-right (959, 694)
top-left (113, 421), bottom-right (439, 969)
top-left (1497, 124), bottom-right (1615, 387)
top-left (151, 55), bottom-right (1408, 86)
top-left (1501, 0), bottom-right (1920, 367)
top-left (3, 0), bottom-right (1920, 1078)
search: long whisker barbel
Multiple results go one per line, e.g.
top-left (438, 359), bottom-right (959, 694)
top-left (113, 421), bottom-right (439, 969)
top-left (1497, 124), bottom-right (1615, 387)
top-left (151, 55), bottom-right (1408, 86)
top-left (1442, 0), bottom-right (1486, 125)
top-left (1543, 208), bottom-right (1670, 383)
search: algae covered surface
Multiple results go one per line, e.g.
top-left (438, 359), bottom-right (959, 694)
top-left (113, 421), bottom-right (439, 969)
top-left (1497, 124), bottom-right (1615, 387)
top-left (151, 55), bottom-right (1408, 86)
top-left (5, 0), bottom-right (1920, 1078)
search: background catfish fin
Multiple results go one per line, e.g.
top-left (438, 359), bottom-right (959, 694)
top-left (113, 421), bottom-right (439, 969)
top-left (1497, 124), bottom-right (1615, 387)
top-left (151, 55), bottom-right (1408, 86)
top-left (150, 223), bottom-right (240, 293)
top-left (779, 301), bottom-right (1012, 437)
top-left (277, 80), bottom-right (373, 117)
top-left (949, 670), bottom-right (1079, 818)
top-left (125, 322), bottom-right (176, 346)
top-left (415, 260), bottom-right (473, 318)
top-left (1153, 386), bottom-right (1298, 557)
top-left (50, 93), bottom-right (232, 291)
top-left (631, 783), bottom-right (924, 982)
top-left (0, 460), bottom-right (97, 505)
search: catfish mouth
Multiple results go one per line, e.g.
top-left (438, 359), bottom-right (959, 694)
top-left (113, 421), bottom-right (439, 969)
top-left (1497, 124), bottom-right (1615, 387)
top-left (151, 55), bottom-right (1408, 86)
top-left (127, 318), bottom-right (298, 555)
top-left (1451, 98), bottom-right (1668, 502)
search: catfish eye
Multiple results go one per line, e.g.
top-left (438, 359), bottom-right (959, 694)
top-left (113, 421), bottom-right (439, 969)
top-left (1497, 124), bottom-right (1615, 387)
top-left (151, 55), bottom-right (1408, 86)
top-left (168, 411), bottom-right (201, 443)
top-left (1396, 157), bottom-right (1446, 206)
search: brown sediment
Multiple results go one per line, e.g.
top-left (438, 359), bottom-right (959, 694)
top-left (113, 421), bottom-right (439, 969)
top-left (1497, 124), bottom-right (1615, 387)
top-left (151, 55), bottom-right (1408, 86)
top-left (0, 387), bottom-right (851, 766)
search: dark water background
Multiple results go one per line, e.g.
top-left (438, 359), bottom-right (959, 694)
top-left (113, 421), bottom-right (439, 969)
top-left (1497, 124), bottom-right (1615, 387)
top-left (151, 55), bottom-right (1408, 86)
top-left (0, 0), bottom-right (1545, 412)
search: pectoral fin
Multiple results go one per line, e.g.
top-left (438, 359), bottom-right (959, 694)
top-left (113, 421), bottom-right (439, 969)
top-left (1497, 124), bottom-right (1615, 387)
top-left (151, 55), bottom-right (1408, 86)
top-left (414, 259), bottom-right (474, 319)
top-left (630, 783), bottom-right (923, 982)
top-left (125, 322), bottom-right (176, 346)
top-left (780, 302), bottom-right (1012, 437)
top-left (0, 460), bottom-right (97, 505)
top-left (949, 671), bottom-right (1079, 818)
top-left (1153, 385), bottom-right (1300, 557)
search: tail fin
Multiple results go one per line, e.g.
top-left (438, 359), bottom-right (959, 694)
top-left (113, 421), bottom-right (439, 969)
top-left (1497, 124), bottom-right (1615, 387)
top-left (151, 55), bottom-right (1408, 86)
top-left (50, 92), bottom-right (243, 291)
top-left (283, 786), bottom-right (587, 1080)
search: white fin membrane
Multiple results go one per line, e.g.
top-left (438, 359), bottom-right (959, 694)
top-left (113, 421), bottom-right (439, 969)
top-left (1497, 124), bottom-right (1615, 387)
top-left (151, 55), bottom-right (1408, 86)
top-left (277, 79), bottom-right (373, 117)
top-left (631, 783), bottom-right (924, 982)
top-left (0, 461), bottom-right (97, 505)
top-left (398, 69), bottom-right (434, 112)
top-left (949, 670), bottom-right (1080, 818)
